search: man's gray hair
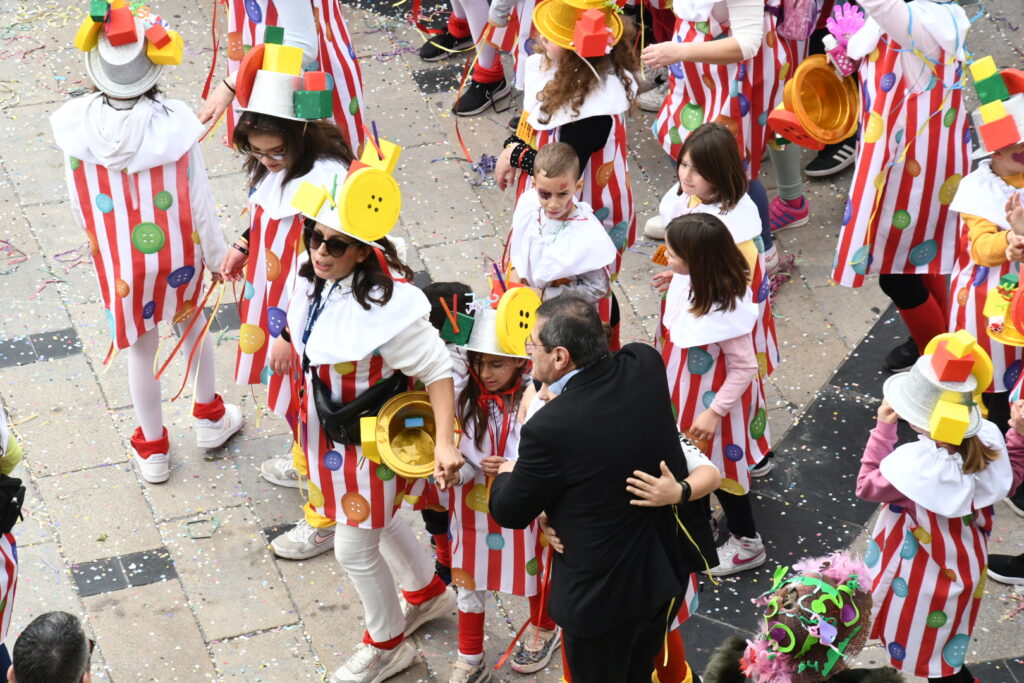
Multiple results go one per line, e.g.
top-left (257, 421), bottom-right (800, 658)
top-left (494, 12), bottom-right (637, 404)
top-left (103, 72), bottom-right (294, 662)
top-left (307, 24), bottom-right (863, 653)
top-left (12, 611), bottom-right (90, 683)
top-left (536, 295), bottom-right (609, 367)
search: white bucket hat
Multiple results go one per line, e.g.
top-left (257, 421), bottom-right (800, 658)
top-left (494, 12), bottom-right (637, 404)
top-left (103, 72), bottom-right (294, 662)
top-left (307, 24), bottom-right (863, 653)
top-left (883, 355), bottom-right (982, 442)
top-left (464, 307), bottom-right (529, 359)
top-left (85, 18), bottom-right (163, 98)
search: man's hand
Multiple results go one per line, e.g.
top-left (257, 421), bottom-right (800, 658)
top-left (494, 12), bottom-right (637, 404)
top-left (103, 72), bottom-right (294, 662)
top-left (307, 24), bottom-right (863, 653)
top-left (627, 461), bottom-right (684, 507)
top-left (497, 458), bottom-right (516, 475)
top-left (481, 455), bottom-right (505, 478)
top-left (538, 513), bottom-right (564, 553)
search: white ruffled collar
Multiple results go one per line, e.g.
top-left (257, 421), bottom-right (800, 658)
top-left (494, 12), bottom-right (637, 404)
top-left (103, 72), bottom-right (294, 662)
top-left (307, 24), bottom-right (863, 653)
top-left (658, 189), bottom-right (761, 244)
top-left (879, 421), bottom-right (1012, 517)
top-left (249, 157), bottom-right (348, 220)
top-left (523, 54), bottom-right (635, 131)
top-left (665, 274), bottom-right (757, 348)
top-left (949, 160), bottom-right (1016, 229)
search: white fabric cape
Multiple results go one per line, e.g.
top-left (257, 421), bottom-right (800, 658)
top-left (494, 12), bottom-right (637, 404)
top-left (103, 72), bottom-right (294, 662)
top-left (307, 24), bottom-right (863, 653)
top-left (523, 54), bottom-right (634, 131)
top-left (664, 274), bottom-right (757, 348)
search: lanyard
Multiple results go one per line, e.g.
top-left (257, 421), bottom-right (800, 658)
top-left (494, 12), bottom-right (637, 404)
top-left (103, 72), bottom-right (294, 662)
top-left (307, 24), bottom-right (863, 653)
top-left (301, 281), bottom-right (340, 366)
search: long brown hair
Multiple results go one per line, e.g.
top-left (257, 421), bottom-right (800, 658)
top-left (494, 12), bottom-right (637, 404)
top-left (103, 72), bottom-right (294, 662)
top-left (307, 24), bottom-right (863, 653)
top-left (457, 351), bottom-right (527, 451)
top-left (677, 123), bottom-right (748, 212)
top-left (297, 218), bottom-right (414, 310)
top-left (536, 22), bottom-right (639, 125)
top-left (956, 434), bottom-right (1001, 474)
top-left (233, 113), bottom-right (355, 191)
top-left (666, 213), bottom-right (750, 317)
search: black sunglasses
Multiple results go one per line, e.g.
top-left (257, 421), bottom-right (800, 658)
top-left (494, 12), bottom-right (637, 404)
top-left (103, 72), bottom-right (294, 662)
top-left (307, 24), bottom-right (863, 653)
top-left (305, 227), bottom-right (357, 258)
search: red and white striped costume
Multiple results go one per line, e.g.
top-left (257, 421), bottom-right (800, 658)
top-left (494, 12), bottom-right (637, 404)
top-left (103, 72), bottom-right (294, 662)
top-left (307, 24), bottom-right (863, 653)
top-left (450, 398), bottom-right (539, 596)
top-left (657, 190), bottom-right (778, 377)
top-left (832, 2), bottom-right (970, 286)
top-left (235, 158), bottom-right (346, 418)
top-left (653, 0), bottom-right (789, 177)
top-left (0, 535), bottom-right (16, 643)
top-left (662, 277), bottom-right (769, 495)
top-left (286, 267), bottom-right (450, 528)
top-left (53, 96), bottom-right (225, 350)
top-left (226, 0), bottom-right (365, 151)
top-left (947, 160), bottom-right (1023, 393)
top-left (863, 421), bottom-right (1012, 677)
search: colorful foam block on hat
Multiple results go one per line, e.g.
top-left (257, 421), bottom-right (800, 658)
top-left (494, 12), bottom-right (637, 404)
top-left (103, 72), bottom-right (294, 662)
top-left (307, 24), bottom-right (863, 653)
top-left (495, 287), bottom-right (541, 356)
top-left (146, 29), bottom-right (183, 65)
top-left (945, 329), bottom-right (979, 358)
top-left (970, 56), bottom-right (999, 82)
top-left (975, 73), bottom-right (1010, 105)
top-left (929, 400), bottom-right (971, 445)
top-left (360, 416), bottom-right (381, 463)
top-left (441, 313), bottom-right (475, 345)
top-left (263, 43), bottom-right (303, 75)
top-left (980, 99), bottom-right (1008, 124)
top-left (264, 25), bottom-right (284, 45)
top-left (105, 5), bottom-right (138, 46)
top-left (304, 71), bottom-right (328, 91)
top-left (979, 116), bottom-right (1022, 153)
top-left (90, 0), bottom-right (109, 22)
top-left (74, 16), bottom-right (103, 52)
top-left (291, 182), bottom-right (329, 217)
top-left (359, 137), bottom-right (402, 176)
top-left (931, 340), bottom-right (975, 383)
top-left (294, 89), bottom-right (333, 119)
top-left (572, 9), bottom-right (612, 58)
top-left (145, 23), bottom-right (170, 48)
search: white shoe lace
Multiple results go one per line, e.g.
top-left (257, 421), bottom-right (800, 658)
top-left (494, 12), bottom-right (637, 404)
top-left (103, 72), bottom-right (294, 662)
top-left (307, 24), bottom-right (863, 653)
top-left (345, 642), bottom-right (381, 673)
top-left (285, 519), bottom-right (315, 543)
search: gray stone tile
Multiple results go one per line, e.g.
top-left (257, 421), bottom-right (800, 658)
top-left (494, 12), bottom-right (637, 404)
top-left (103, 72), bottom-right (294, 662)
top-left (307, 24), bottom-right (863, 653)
top-left (10, 462), bottom-right (53, 547)
top-left (160, 508), bottom-right (296, 640)
top-left (418, 235), bottom-right (507, 295)
top-left (210, 627), bottom-right (324, 681)
top-left (0, 103), bottom-right (66, 207)
top-left (5, 542), bottom-right (83, 641)
top-left (0, 252), bottom-right (74, 339)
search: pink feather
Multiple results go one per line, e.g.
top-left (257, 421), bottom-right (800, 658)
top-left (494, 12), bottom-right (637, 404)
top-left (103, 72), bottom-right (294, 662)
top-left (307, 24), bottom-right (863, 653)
top-left (743, 638), bottom-right (797, 683)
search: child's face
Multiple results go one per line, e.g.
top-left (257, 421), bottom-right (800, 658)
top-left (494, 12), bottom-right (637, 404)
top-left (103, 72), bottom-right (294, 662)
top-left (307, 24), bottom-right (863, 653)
top-left (246, 132), bottom-right (289, 173)
top-left (539, 34), bottom-right (568, 62)
top-left (677, 152), bottom-right (714, 202)
top-left (992, 141), bottom-right (1024, 176)
top-left (535, 169), bottom-right (583, 220)
top-left (665, 242), bottom-right (689, 275)
top-left (474, 354), bottom-right (525, 393)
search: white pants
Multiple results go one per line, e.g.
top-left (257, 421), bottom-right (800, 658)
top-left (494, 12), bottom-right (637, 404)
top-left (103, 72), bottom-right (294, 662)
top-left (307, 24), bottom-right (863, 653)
top-left (333, 513), bottom-right (435, 643)
top-left (456, 586), bottom-right (486, 613)
top-left (449, 0), bottom-right (497, 71)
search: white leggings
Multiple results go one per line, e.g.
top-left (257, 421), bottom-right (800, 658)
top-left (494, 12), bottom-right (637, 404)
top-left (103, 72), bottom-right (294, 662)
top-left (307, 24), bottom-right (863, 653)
top-left (128, 315), bottom-right (216, 441)
top-left (449, 0), bottom-right (497, 71)
top-left (333, 513), bottom-right (435, 643)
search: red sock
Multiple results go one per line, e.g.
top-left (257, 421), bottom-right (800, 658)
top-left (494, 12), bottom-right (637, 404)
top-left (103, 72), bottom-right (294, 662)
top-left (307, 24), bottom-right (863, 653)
top-left (654, 629), bottom-right (689, 683)
top-left (192, 393), bottom-right (226, 421)
top-left (447, 14), bottom-right (470, 39)
top-left (403, 575), bottom-right (447, 605)
top-left (472, 60), bottom-right (505, 85)
top-left (922, 273), bottom-right (949, 313)
top-left (528, 593), bottom-right (557, 631)
top-left (432, 534), bottom-right (452, 568)
top-left (362, 630), bottom-right (403, 649)
top-left (130, 426), bottom-right (169, 458)
top-left (458, 610), bottom-right (485, 656)
top-left (897, 294), bottom-right (946, 353)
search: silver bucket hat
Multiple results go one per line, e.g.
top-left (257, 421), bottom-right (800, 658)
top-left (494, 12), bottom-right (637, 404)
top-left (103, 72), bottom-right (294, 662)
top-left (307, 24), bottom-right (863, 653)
top-left (84, 18), bottom-right (163, 99)
top-left (883, 355), bottom-right (982, 439)
top-left (464, 307), bottom-right (528, 359)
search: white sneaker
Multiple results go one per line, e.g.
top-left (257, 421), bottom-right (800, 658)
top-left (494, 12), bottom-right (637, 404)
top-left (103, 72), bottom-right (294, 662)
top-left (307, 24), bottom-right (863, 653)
top-left (708, 534), bottom-right (767, 577)
top-left (195, 403), bottom-right (243, 449)
top-left (260, 455), bottom-right (302, 488)
top-left (644, 215), bottom-right (666, 240)
top-left (271, 519), bottom-right (336, 560)
top-left (638, 81), bottom-right (669, 112)
top-left (330, 641), bottom-right (416, 683)
top-left (401, 588), bottom-right (455, 636)
top-left (449, 657), bottom-right (491, 683)
top-left (637, 66), bottom-right (667, 94)
top-left (133, 447), bottom-right (170, 484)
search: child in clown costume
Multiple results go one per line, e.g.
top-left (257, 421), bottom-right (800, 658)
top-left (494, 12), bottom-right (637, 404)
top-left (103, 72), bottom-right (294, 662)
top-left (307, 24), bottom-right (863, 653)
top-left (835, 0), bottom-right (971, 373)
top-left (857, 335), bottom-right (1024, 682)
top-left (199, 0), bottom-right (365, 153)
top-left (274, 164), bottom-right (463, 682)
top-left (51, 7), bottom-right (242, 484)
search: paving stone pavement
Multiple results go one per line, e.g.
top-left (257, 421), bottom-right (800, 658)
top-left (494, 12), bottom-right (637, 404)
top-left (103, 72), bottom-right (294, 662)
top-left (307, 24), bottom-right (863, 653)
top-left (0, 0), bottom-right (1021, 681)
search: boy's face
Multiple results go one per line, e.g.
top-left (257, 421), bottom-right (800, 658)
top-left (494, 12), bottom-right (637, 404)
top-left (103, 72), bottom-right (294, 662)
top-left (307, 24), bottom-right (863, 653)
top-left (993, 141), bottom-right (1024, 176)
top-left (535, 169), bottom-right (583, 220)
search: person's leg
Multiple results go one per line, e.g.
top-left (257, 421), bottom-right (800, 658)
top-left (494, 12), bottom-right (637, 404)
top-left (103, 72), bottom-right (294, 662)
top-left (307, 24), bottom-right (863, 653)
top-left (456, 588), bottom-right (487, 665)
top-left (625, 600), bottom-right (678, 683)
top-left (878, 273), bottom-right (946, 371)
top-left (379, 513), bottom-right (452, 635)
top-left (418, 0), bottom-right (473, 61)
top-left (982, 391), bottom-right (1011, 435)
top-left (709, 491), bottom-right (766, 577)
top-left (928, 665), bottom-right (976, 683)
top-left (455, 0), bottom-right (510, 116)
top-left (180, 312), bottom-right (215, 405)
top-left (511, 551), bottom-right (561, 673)
top-left (922, 273), bottom-right (949, 313)
top-left (563, 628), bottom-right (631, 682)
top-left (987, 551), bottom-right (1024, 584)
top-left (334, 524), bottom-right (406, 645)
top-left (128, 328), bottom-right (164, 441)
top-left (767, 144), bottom-right (809, 232)
top-left (716, 490), bottom-right (757, 539)
top-left (185, 313), bottom-right (242, 449)
top-left (420, 508), bottom-right (452, 584)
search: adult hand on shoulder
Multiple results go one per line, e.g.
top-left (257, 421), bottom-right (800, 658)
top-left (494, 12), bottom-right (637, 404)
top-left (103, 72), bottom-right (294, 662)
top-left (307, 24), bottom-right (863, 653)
top-left (269, 336), bottom-right (292, 375)
top-left (538, 513), bottom-right (564, 553)
top-left (877, 399), bottom-right (898, 425)
top-left (220, 246), bottom-right (248, 282)
top-left (198, 80), bottom-right (236, 124)
top-left (626, 461), bottom-right (683, 507)
top-left (1009, 399), bottom-right (1024, 435)
top-left (652, 269), bottom-right (674, 292)
top-left (481, 455), bottom-right (505, 478)
top-left (688, 409), bottom-right (721, 442)
top-left (496, 146), bottom-right (517, 191)
top-left (641, 41), bottom-right (685, 69)
top-left (433, 439), bottom-right (464, 490)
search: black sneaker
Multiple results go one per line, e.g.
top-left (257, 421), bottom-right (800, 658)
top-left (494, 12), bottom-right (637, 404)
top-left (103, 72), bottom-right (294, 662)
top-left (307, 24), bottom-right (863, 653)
top-left (1006, 486), bottom-right (1024, 517)
top-left (804, 139), bottom-right (857, 178)
top-left (419, 31), bottom-right (473, 62)
top-left (434, 560), bottom-right (452, 586)
top-left (750, 451), bottom-right (775, 478)
top-left (986, 553), bottom-right (1024, 585)
top-left (883, 338), bottom-right (919, 373)
top-left (453, 78), bottom-right (512, 116)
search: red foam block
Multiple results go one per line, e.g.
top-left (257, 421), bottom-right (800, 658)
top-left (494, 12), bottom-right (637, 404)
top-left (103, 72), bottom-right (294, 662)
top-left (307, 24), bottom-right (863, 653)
top-left (931, 341), bottom-right (974, 383)
top-left (303, 71), bottom-right (328, 91)
top-left (145, 24), bottom-right (170, 48)
top-left (106, 6), bottom-right (137, 46)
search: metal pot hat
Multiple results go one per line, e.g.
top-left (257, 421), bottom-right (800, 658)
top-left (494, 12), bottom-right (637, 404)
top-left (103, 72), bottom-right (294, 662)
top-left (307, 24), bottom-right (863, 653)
top-left (532, 0), bottom-right (624, 57)
top-left (882, 331), bottom-right (992, 445)
top-left (234, 28), bottom-right (334, 121)
top-left (767, 55), bottom-right (860, 150)
top-left (464, 307), bottom-right (530, 359)
top-left (290, 138), bottom-right (403, 246)
top-left (75, 4), bottom-right (183, 99)
top-left (968, 57), bottom-right (1024, 159)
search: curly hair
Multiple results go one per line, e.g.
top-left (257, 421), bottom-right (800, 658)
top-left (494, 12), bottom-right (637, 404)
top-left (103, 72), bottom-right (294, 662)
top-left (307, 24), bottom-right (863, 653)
top-left (536, 22), bottom-right (639, 125)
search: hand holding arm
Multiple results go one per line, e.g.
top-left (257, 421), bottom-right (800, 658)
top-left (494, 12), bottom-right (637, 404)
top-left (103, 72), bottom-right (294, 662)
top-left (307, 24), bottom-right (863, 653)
top-left (427, 377), bottom-right (463, 489)
top-left (198, 78), bottom-right (235, 124)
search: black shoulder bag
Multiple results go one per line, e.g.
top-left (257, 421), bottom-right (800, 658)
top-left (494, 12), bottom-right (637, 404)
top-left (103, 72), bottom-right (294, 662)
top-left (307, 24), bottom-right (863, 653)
top-left (0, 474), bottom-right (25, 535)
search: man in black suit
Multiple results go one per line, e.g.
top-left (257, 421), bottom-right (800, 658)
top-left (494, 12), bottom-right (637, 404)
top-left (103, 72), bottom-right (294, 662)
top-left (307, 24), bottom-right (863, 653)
top-left (490, 295), bottom-right (718, 682)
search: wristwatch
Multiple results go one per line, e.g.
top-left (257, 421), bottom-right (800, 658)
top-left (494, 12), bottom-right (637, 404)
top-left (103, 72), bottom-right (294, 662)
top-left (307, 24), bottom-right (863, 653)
top-left (677, 479), bottom-right (692, 504)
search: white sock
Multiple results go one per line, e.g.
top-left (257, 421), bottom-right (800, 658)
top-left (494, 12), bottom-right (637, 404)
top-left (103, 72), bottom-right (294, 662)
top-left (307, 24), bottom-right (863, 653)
top-left (459, 652), bottom-right (484, 666)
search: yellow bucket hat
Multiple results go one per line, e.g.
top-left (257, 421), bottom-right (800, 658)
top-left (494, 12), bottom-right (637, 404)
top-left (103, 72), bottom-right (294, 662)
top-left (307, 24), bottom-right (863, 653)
top-left (532, 0), bottom-right (624, 57)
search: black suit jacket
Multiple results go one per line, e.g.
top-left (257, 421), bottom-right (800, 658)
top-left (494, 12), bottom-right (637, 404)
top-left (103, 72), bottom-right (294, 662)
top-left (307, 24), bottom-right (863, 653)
top-left (490, 343), bottom-right (716, 637)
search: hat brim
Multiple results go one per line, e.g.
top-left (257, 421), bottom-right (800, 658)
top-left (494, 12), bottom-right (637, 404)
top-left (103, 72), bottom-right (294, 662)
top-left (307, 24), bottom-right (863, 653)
top-left (85, 50), bottom-right (163, 99)
top-left (461, 344), bottom-right (529, 360)
top-left (532, 0), bottom-right (624, 52)
top-left (883, 372), bottom-right (983, 440)
top-left (236, 105), bottom-right (307, 123)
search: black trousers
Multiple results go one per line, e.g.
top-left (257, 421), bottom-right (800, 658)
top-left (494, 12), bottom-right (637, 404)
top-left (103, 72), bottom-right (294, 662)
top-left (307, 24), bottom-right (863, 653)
top-left (563, 597), bottom-right (678, 682)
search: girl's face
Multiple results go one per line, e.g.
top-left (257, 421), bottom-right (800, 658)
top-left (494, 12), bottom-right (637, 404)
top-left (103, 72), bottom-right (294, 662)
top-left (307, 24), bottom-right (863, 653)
top-left (677, 152), bottom-right (714, 202)
top-left (665, 242), bottom-right (689, 275)
top-left (308, 222), bottom-right (369, 282)
top-left (539, 34), bottom-right (568, 63)
top-left (246, 132), bottom-right (290, 173)
top-left (474, 354), bottom-right (525, 393)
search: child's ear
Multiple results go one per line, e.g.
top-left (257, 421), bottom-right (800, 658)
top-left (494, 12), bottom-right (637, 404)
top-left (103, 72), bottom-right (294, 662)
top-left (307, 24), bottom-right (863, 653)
top-left (575, 176), bottom-right (585, 193)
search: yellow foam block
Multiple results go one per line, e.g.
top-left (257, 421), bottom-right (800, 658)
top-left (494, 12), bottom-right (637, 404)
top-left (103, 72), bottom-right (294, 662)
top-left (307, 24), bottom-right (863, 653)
top-left (110, 0), bottom-right (126, 7)
top-left (74, 16), bottom-right (102, 52)
top-left (980, 100), bottom-right (1008, 125)
top-left (970, 56), bottom-right (999, 82)
top-left (146, 29), bottom-right (183, 65)
top-left (290, 181), bottom-right (328, 218)
top-left (262, 43), bottom-right (303, 75)
top-left (360, 416), bottom-right (381, 463)
top-left (929, 400), bottom-right (970, 445)
top-left (359, 138), bottom-right (402, 176)
top-left (947, 329), bottom-right (978, 358)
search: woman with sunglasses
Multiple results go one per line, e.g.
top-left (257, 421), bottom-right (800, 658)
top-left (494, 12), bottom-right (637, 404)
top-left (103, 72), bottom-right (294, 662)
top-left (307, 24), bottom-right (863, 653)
top-left (277, 184), bottom-right (461, 683)
top-left (219, 59), bottom-right (355, 561)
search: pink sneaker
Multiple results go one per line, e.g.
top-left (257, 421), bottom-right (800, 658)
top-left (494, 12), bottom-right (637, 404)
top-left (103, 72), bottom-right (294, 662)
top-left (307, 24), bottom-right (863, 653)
top-left (769, 196), bottom-right (809, 231)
